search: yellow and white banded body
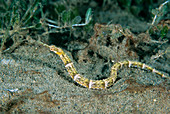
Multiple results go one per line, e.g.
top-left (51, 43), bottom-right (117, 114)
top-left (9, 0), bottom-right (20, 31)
top-left (49, 45), bottom-right (169, 89)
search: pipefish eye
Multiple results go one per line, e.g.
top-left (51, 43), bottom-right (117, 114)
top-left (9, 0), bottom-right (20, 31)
top-left (49, 45), bottom-right (63, 55)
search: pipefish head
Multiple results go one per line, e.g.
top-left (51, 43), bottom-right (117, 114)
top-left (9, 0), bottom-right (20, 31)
top-left (49, 45), bottom-right (64, 55)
